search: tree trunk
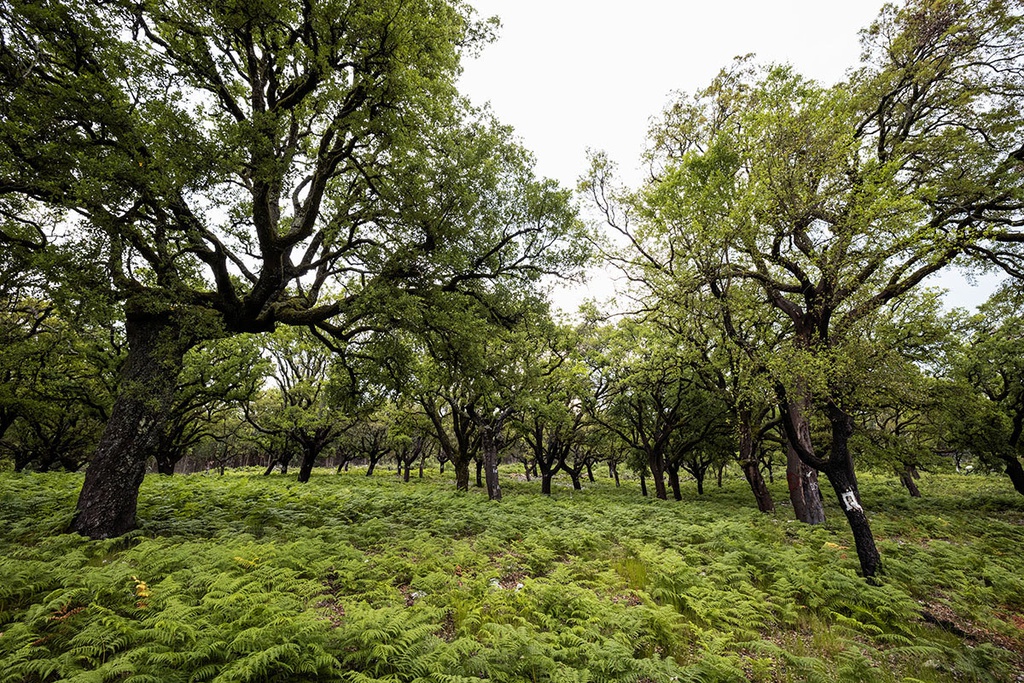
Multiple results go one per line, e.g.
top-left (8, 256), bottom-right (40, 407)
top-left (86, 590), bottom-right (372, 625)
top-left (898, 466), bottom-right (921, 497)
top-left (824, 463), bottom-right (881, 578)
top-left (826, 404), bottom-right (881, 578)
top-left (648, 455), bottom-right (667, 500)
top-left (403, 463), bottom-right (412, 482)
top-left (475, 458), bottom-right (484, 487)
top-left (586, 461), bottom-right (595, 483)
top-left (716, 463), bottom-right (724, 488)
top-left (640, 471), bottom-right (648, 497)
top-left (481, 428), bottom-right (502, 501)
top-left (454, 457), bottom-right (470, 491)
top-left (695, 470), bottom-right (705, 495)
top-left (570, 472), bottom-right (582, 490)
top-left (739, 414), bottom-right (774, 512)
top-left (541, 473), bottom-right (553, 495)
top-left (156, 457), bottom-right (176, 476)
top-left (1002, 455), bottom-right (1024, 496)
top-left (70, 312), bottom-right (195, 539)
top-left (742, 460), bottom-right (775, 513)
top-left (667, 464), bottom-right (682, 501)
top-left (786, 440), bottom-right (825, 524)
top-left (297, 448), bottom-right (317, 483)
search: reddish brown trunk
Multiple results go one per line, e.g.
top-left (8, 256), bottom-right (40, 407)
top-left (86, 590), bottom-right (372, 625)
top-left (742, 461), bottom-right (774, 513)
top-left (739, 411), bottom-right (774, 513)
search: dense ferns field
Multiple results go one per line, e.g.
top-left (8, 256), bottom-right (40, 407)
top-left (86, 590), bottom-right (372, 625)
top-left (1, 468), bottom-right (1022, 683)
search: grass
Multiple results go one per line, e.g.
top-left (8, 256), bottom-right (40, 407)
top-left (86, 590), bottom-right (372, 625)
top-left (0, 465), bottom-right (1022, 682)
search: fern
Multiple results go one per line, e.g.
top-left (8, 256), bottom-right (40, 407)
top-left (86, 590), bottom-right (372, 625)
top-left (2, 470), bottom-right (1023, 682)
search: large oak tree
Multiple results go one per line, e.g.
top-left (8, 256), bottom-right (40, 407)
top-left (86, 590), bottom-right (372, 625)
top-left (0, 0), bottom-right (585, 537)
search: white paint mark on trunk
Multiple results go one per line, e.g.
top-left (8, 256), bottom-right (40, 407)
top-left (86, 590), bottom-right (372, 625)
top-left (841, 489), bottom-right (862, 512)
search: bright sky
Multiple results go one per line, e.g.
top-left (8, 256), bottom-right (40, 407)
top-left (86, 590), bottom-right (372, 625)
top-left (457, 0), bottom-right (1001, 312)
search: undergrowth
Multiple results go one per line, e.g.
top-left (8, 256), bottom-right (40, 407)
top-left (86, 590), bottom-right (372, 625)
top-left (1, 468), bottom-right (1022, 682)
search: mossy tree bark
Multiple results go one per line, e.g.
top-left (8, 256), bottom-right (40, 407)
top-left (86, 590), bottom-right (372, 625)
top-left (70, 310), bottom-right (198, 538)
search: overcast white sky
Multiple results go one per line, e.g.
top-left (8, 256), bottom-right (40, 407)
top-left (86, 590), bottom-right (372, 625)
top-left (456, 0), bottom-right (1001, 312)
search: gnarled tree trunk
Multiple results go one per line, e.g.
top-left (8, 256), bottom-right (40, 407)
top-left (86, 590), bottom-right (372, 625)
top-left (70, 312), bottom-right (196, 539)
top-left (782, 390), bottom-right (880, 577)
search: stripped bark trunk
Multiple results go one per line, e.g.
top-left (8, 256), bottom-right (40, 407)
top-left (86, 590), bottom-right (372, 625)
top-left (786, 440), bottom-right (825, 524)
top-left (786, 400), bottom-right (879, 578)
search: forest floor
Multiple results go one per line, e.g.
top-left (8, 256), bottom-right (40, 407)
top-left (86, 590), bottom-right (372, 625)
top-left (1, 466), bottom-right (1022, 682)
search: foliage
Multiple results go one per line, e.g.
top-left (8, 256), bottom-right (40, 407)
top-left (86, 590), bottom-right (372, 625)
top-left (0, 0), bottom-right (590, 538)
top-left (0, 297), bottom-right (121, 472)
top-left (1, 468), bottom-right (1022, 682)
top-left (154, 334), bottom-right (270, 475)
top-left (582, 0), bottom-right (1024, 577)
